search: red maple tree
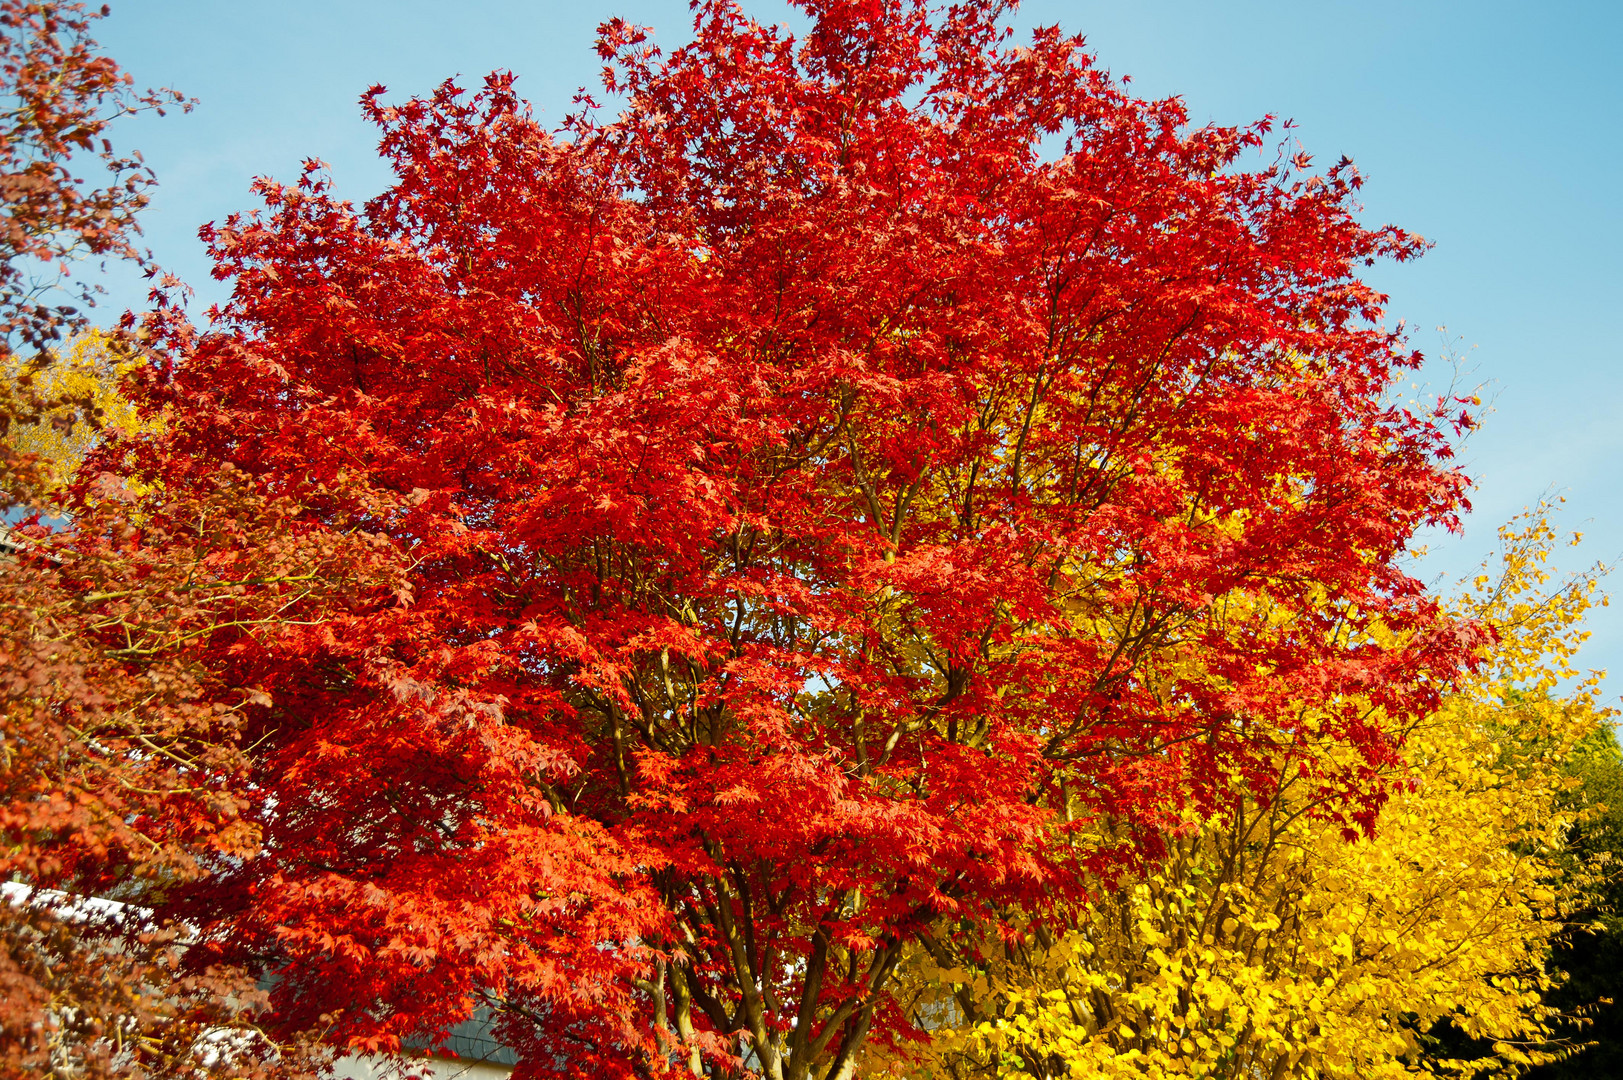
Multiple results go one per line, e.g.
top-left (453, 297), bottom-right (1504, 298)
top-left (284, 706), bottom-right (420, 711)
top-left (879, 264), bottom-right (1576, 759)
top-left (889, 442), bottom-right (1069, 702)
top-left (1, 459), bottom-right (390, 1078)
top-left (127, 2), bottom-right (1477, 1077)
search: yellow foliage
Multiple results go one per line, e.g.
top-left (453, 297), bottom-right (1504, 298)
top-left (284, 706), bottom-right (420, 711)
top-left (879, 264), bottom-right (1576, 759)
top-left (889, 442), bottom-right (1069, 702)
top-left (872, 506), bottom-right (1610, 1080)
top-left (1, 329), bottom-right (155, 500)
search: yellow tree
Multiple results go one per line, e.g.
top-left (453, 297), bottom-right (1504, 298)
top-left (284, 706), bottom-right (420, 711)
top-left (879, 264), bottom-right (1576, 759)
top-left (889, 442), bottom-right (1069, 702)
top-left (872, 507), bottom-right (1609, 1080)
top-left (2, 329), bottom-right (152, 501)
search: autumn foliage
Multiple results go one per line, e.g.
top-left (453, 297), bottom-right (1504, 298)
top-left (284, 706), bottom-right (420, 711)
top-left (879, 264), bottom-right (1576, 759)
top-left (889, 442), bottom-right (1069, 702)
top-left (0, 4), bottom-right (330, 1075)
top-left (13, 1), bottom-right (1609, 1078)
top-left (876, 510), bottom-right (1610, 1079)
top-left (66, 1), bottom-right (1500, 1076)
top-left (0, 0), bottom-right (187, 355)
top-left (0, 457), bottom-right (387, 1077)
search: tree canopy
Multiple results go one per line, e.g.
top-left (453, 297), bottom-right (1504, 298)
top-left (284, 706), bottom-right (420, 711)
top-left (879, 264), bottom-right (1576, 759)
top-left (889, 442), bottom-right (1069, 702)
top-left (104, 2), bottom-right (1488, 1077)
top-left (14, 3), bottom-right (1619, 1080)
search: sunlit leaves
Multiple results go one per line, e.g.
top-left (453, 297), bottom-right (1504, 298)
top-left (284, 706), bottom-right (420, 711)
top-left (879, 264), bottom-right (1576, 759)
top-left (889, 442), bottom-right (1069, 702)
top-left (876, 509), bottom-right (1609, 1080)
top-left (122, 1), bottom-right (1478, 1076)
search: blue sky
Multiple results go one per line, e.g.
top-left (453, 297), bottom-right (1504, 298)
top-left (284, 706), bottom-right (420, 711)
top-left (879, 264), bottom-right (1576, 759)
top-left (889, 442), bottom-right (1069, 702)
top-left (95, 0), bottom-right (1622, 702)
